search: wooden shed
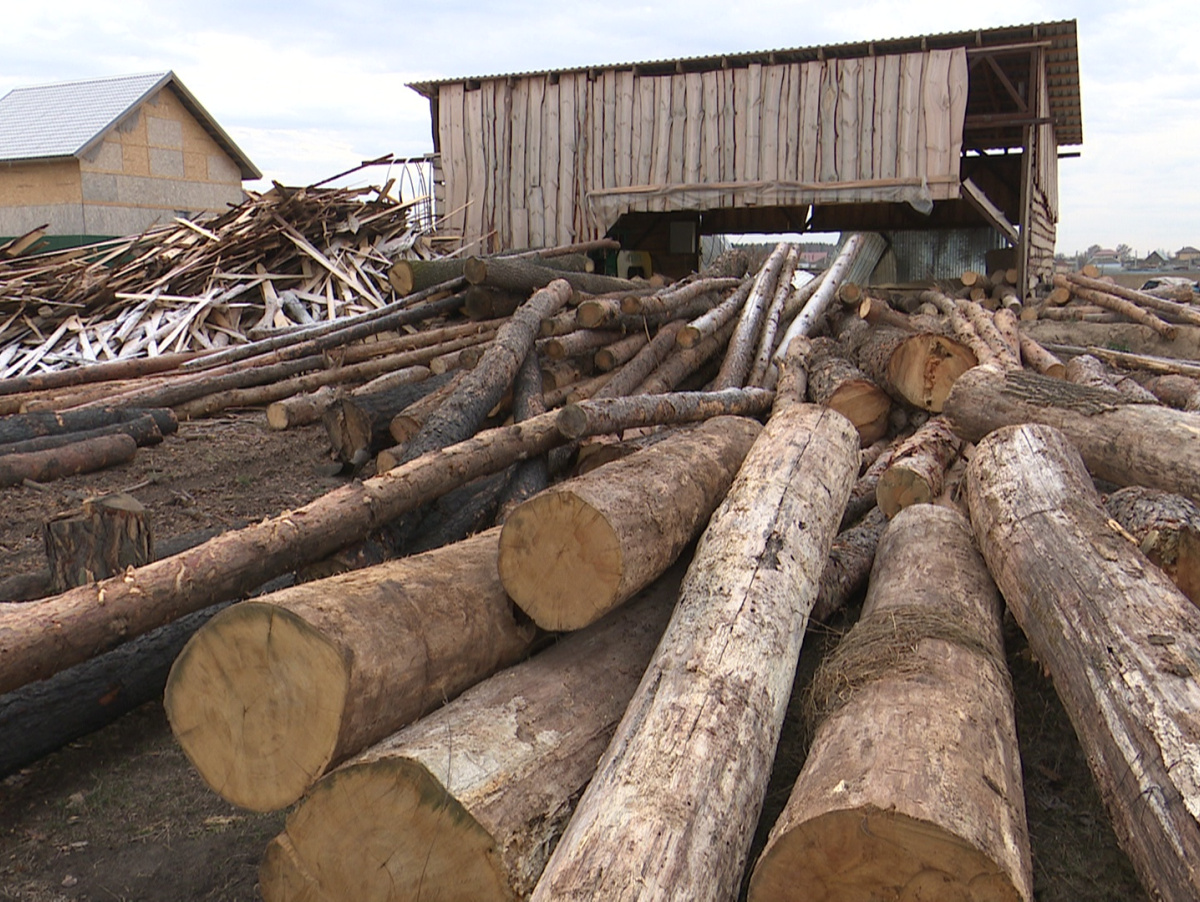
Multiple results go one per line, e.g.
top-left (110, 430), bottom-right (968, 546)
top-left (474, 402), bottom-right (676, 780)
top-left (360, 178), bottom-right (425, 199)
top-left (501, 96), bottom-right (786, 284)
top-left (0, 71), bottom-right (260, 250)
top-left (407, 20), bottom-right (1080, 291)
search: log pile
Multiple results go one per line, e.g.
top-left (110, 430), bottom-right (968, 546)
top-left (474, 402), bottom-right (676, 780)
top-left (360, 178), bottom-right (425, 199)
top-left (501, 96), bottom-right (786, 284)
top-left (4, 227), bottom-right (1200, 902)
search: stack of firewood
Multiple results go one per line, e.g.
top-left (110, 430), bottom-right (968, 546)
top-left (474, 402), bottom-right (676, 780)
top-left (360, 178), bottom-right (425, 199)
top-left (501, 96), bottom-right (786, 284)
top-left (2, 234), bottom-right (1199, 902)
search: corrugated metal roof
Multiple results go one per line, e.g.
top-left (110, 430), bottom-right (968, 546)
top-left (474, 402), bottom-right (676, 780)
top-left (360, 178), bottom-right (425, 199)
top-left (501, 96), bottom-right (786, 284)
top-left (408, 19), bottom-right (1082, 146)
top-left (0, 71), bottom-right (261, 178)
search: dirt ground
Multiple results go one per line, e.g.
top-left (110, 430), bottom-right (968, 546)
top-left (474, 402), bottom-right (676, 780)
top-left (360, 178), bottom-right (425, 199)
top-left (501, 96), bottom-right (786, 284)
top-left (0, 410), bottom-right (1149, 901)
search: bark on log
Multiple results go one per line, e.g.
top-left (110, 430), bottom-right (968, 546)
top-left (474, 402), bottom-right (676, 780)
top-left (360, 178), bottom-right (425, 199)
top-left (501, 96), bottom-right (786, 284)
top-left (394, 280), bottom-right (572, 466)
top-left (1143, 374), bottom-right (1200, 411)
top-left (805, 337), bottom-right (891, 444)
top-left (0, 433), bottom-right (137, 488)
top-left (593, 330), bottom-right (649, 371)
top-left (1017, 333), bottom-right (1066, 378)
top-left (959, 299), bottom-right (1021, 368)
top-left (0, 351), bottom-right (200, 398)
top-left (839, 434), bottom-right (904, 530)
top-left (773, 235), bottom-right (867, 360)
top-left (812, 506), bottom-right (888, 622)
top-left (944, 365), bottom-right (1200, 503)
top-left (530, 405), bottom-right (858, 902)
top-left (45, 494), bottom-right (152, 592)
top-left (265, 385), bottom-right (341, 431)
top-left (854, 325), bottom-right (977, 412)
top-left (922, 291), bottom-right (995, 365)
top-left (258, 578), bottom-right (677, 902)
top-left (966, 424), bottom-right (1200, 902)
top-left (875, 416), bottom-right (963, 518)
top-left (1104, 485), bottom-right (1200, 605)
top-left (1053, 274), bottom-right (1178, 338)
top-left (541, 328), bottom-right (623, 360)
top-left (386, 371), bottom-right (466, 445)
top-left (749, 505), bottom-right (1032, 902)
top-left (857, 295), bottom-right (917, 331)
top-left (1063, 271), bottom-right (1200, 328)
top-left (387, 258), bottom-right (468, 297)
top-left (623, 277), bottom-right (739, 316)
top-left (322, 371), bottom-right (446, 467)
top-left (165, 529), bottom-right (537, 812)
top-left (462, 285), bottom-right (526, 320)
top-left (593, 320), bottom-right (686, 399)
top-left (0, 389), bottom-right (773, 695)
top-left (635, 318), bottom-right (736, 396)
top-left (496, 347), bottom-right (549, 522)
top-left (0, 414), bottom-right (163, 456)
top-left (463, 256), bottom-right (637, 296)
top-left (0, 406), bottom-right (175, 445)
top-left (1022, 320), bottom-right (1200, 361)
top-left (498, 416), bottom-right (761, 631)
top-left (1065, 354), bottom-right (1158, 403)
top-left (713, 242), bottom-right (791, 389)
top-left (677, 277), bottom-right (752, 349)
top-left (748, 247), bottom-right (801, 386)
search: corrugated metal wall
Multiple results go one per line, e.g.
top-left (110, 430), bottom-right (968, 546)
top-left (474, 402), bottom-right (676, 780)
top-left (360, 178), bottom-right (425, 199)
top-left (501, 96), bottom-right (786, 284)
top-left (871, 228), bottom-right (1005, 283)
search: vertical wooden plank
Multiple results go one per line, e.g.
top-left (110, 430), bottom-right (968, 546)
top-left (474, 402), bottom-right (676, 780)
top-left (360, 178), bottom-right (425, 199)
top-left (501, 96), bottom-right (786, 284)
top-left (590, 72), bottom-right (603, 202)
top-left (557, 74), bottom-right (576, 245)
top-left (630, 73), bottom-right (644, 187)
top-left (836, 57), bottom-right (860, 188)
top-left (616, 69), bottom-right (634, 190)
top-left (635, 75), bottom-right (653, 187)
top-left (684, 71), bottom-right (703, 188)
top-left (509, 78), bottom-right (529, 250)
top-left (496, 80), bottom-right (513, 249)
top-left (922, 49), bottom-right (953, 187)
top-left (581, 73), bottom-right (600, 239)
top-left (602, 69), bottom-right (617, 192)
top-left (480, 82), bottom-right (496, 245)
top-left (668, 73), bottom-right (687, 196)
top-left (799, 61), bottom-right (820, 182)
top-left (651, 76), bottom-right (672, 211)
top-left (444, 82), bottom-right (468, 241)
top-left (702, 70), bottom-right (720, 186)
top-left (464, 86), bottom-right (486, 249)
top-left (858, 56), bottom-right (876, 182)
top-left (543, 79), bottom-right (560, 245)
top-left (818, 60), bottom-right (838, 183)
top-left (720, 67), bottom-right (735, 207)
top-left (732, 66), bottom-right (748, 188)
top-left (897, 52), bottom-right (923, 181)
top-left (526, 77), bottom-right (546, 247)
top-left (948, 47), bottom-right (969, 189)
top-left (744, 63), bottom-right (762, 189)
top-left (759, 63), bottom-right (782, 187)
top-left (877, 54), bottom-right (900, 180)
top-left (780, 63), bottom-right (799, 181)
top-left (914, 53), bottom-right (928, 184)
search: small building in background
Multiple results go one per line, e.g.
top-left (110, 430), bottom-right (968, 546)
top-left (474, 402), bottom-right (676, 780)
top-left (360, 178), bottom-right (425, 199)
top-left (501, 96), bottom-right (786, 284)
top-left (0, 71), bottom-right (260, 250)
top-left (1175, 246), bottom-right (1200, 267)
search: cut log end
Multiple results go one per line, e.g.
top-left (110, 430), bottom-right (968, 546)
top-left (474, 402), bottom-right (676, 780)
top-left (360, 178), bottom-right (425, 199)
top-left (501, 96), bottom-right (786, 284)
top-left (165, 602), bottom-right (350, 812)
top-left (749, 808), bottom-right (1025, 902)
top-left (825, 381), bottom-right (891, 446)
top-left (259, 759), bottom-right (509, 902)
top-left (497, 491), bottom-right (623, 631)
top-left (888, 335), bottom-right (977, 412)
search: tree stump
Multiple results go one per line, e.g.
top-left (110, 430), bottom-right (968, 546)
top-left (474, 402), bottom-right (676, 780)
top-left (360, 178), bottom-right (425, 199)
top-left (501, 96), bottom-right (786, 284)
top-left (45, 494), bottom-right (153, 592)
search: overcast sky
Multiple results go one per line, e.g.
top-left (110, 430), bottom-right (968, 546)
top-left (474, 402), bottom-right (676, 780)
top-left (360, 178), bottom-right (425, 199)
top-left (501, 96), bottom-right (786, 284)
top-left (2, 0), bottom-right (1196, 257)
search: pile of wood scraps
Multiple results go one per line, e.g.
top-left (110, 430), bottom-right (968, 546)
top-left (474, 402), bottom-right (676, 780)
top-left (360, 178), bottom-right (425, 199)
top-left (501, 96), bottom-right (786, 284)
top-left (2, 233), bottom-right (1200, 902)
top-left (0, 182), bottom-right (435, 378)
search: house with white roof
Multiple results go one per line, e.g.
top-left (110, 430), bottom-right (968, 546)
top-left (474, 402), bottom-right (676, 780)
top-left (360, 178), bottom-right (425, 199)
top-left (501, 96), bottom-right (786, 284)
top-left (0, 71), bottom-right (260, 249)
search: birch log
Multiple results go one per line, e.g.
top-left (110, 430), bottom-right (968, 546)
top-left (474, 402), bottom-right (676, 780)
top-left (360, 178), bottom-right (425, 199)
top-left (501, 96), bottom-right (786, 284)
top-left (749, 505), bottom-right (1032, 902)
top-left (967, 424), bottom-right (1200, 902)
top-left (529, 403), bottom-right (858, 902)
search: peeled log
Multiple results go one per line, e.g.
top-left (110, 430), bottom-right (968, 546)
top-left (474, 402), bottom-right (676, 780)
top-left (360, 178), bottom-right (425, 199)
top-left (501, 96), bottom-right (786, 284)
top-left (259, 576), bottom-right (678, 902)
top-left (875, 416), bottom-right (962, 518)
top-left (854, 325), bottom-right (977, 412)
top-left (749, 505), bottom-right (1032, 902)
top-left (1104, 485), bottom-right (1200, 606)
top-left (498, 416), bottom-right (761, 631)
top-left (164, 529), bottom-right (536, 812)
top-left (530, 405), bottom-right (858, 902)
top-left (966, 424), bottom-right (1200, 902)
top-left (944, 365), bottom-right (1200, 504)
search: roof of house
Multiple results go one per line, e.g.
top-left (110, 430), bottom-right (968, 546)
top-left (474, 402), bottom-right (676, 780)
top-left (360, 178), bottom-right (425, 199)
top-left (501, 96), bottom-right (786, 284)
top-left (1177, 246), bottom-right (1200, 255)
top-left (408, 20), bottom-right (1082, 147)
top-left (0, 71), bottom-right (260, 179)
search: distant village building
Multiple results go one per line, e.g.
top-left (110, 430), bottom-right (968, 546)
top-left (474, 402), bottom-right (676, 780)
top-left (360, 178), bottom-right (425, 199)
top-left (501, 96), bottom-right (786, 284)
top-left (0, 71), bottom-right (260, 249)
top-left (1087, 248), bottom-right (1122, 273)
top-left (1141, 250), bottom-right (1167, 269)
top-left (1175, 246), bottom-right (1200, 266)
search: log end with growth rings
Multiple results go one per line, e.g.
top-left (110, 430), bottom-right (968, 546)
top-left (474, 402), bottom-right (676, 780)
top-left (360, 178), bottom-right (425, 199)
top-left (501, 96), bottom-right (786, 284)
top-left (259, 758), bottom-right (510, 902)
top-left (497, 491), bottom-right (624, 631)
top-left (888, 335), bottom-right (977, 412)
top-left (165, 602), bottom-right (350, 812)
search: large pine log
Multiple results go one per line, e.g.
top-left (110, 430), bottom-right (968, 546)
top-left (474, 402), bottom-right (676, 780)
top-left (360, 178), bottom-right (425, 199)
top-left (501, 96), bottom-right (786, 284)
top-left (0, 433), bottom-right (137, 488)
top-left (0, 350), bottom-right (200, 398)
top-left (258, 576), bottom-right (678, 902)
top-left (0, 389), bottom-right (773, 695)
top-left (45, 494), bottom-right (153, 592)
top-left (635, 318), bottom-right (736, 395)
top-left (812, 506), bottom-right (888, 622)
top-left (749, 505), bottom-right (1032, 902)
top-left (495, 347), bottom-right (549, 521)
top-left (265, 384), bottom-right (341, 431)
top-left (498, 415), bottom-right (761, 631)
top-left (387, 257), bottom-right (468, 296)
top-left (1104, 485), bottom-right (1200, 605)
top-left (530, 404), bottom-right (858, 902)
top-left (322, 370), bottom-right (446, 467)
top-left (804, 337), bottom-right (891, 444)
top-left (966, 424), bottom-right (1200, 902)
top-left (854, 325), bottom-right (977, 412)
top-left (592, 320), bottom-right (686, 399)
top-left (165, 529), bottom-right (537, 812)
top-left (874, 415), bottom-right (962, 518)
top-left (943, 365), bottom-right (1200, 504)
top-left (0, 406), bottom-right (176, 444)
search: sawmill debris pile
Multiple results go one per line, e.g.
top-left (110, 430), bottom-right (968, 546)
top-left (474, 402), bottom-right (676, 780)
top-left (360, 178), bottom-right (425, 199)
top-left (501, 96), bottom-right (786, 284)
top-left (1, 227), bottom-right (1199, 902)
